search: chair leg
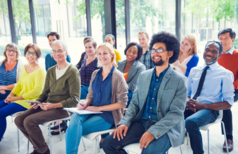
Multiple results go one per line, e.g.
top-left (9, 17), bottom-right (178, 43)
top-left (180, 145), bottom-right (183, 154)
top-left (207, 129), bottom-right (210, 154)
top-left (221, 121), bottom-right (229, 154)
top-left (48, 126), bottom-right (52, 153)
top-left (58, 121), bottom-right (62, 141)
top-left (187, 133), bottom-right (189, 145)
top-left (27, 140), bottom-right (29, 154)
top-left (17, 127), bottom-right (20, 152)
top-left (11, 116), bottom-right (13, 122)
top-left (95, 136), bottom-right (99, 154)
top-left (82, 138), bottom-right (86, 151)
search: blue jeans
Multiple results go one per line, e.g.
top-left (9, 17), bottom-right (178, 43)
top-left (0, 91), bottom-right (11, 101)
top-left (0, 99), bottom-right (27, 141)
top-left (185, 109), bottom-right (219, 154)
top-left (126, 91), bottom-right (133, 108)
top-left (102, 120), bottom-right (171, 154)
top-left (66, 113), bottom-right (113, 154)
top-left (80, 86), bottom-right (89, 99)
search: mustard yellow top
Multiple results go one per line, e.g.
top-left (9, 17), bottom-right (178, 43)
top-left (114, 49), bottom-right (122, 63)
top-left (11, 66), bottom-right (46, 109)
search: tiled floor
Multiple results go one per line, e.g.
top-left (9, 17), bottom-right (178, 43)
top-left (1, 103), bottom-right (238, 154)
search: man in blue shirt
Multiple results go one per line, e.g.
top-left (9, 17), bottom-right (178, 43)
top-left (185, 41), bottom-right (234, 154)
top-left (102, 32), bottom-right (187, 154)
top-left (45, 32), bottom-right (71, 71)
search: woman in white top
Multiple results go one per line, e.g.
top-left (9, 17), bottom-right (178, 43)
top-left (172, 34), bottom-right (199, 77)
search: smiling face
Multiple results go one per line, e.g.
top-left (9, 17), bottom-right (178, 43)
top-left (180, 38), bottom-right (193, 54)
top-left (85, 41), bottom-right (96, 56)
top-left (138, 33), bottom-right (149, 48)
top-left (218, 32), bottom-right (234, 52)
top-left (52, 44), bottom-right (67, 63)
top-left (97, 46), bottom-right (113, 66)
top-left (151, 42), bottom-right (172, 66)
top-left (6, 47), bottom-right (17, 61)
top-left (25, 47), bottom-right (38, 64)
top-left (203, 42), bottom-right (221, 65)
top-left (126, 45), bottom-right (138, 62)
top-left (48, 35), bottom-right (58, 48)
top-left (105, 36), bottom-right (115, 46)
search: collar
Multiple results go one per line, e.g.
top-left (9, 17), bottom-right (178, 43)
top-left (202, 62), bottom-right (219, 71)
top-left (98, 65), bottom-right (115, 76)
top-left (153, 65), bottom-right (170, 77)
top-left (224, 47), bottom-right (235, 54)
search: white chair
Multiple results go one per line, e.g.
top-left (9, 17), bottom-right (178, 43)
top-left (123, 143), bottom-right (183, 154)
top-left (11, 111), bottom-right (25, 152)
top-left (25, 116), bottom-right (71, 154)
top-left (186, 110), bottom-right (229, 154)
top-left (82, 128), bottom-right (115, 154)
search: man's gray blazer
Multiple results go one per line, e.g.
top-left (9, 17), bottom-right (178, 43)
top-left (117, 60), bottom-right (146, 92)
top-left (118, 66), bottom-right (187, 147)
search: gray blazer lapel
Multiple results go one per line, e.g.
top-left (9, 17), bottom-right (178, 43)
top-left (127, 61), bottom-right (137, 83)
top-left (139, 69), bottom-right (154, 107)
top-left (117, 60), bottom-right (126, 72)
top-left (156, 67), bottom-right (173, 108)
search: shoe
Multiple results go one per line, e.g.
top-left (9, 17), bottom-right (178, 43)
top-left (30, 150), bottom-right (39, 154)
top-left (50, 121), bottom-right (66, 130)
top-left (51, 125), bottom-right (67, 135)
top-left (42, 148), bottom-right (50, 154)
top-left (223, 139), bottom-right (233, 152)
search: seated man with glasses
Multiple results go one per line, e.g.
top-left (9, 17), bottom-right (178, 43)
top-left (185, 41), bottom-right (234, 154)
top-left (102, 32), bottom-right (187, 154)
top-left (15, 40), bottom-right (80, 154)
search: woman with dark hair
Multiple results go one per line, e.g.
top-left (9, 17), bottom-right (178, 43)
top-left (0, 43), bottom-right (45, 142)
top-left (105, 34), bottom-right (122, 62)
top-left (0, 43), bottom-right (24, 101)
top-left (118, 42), bottom-right (145, 107)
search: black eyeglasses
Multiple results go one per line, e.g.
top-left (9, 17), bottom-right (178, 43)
top-left (6, 49), bottom-right (17, 53)
top-left (151, 48), bottom-right (166, 54)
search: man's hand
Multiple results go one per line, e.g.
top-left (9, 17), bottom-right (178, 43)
top-left (85, 106), bottom-right (102, 112)
top-left (30, 102), bottom-right (40, 109)
top-left (139, 131), bottom-right (154, 150)
top-left (112, 124), bottom-right (128, 141)
top-left (186, 99), bottom-right (205, 112)
top-left (40, 103), bottom-right (54, 111)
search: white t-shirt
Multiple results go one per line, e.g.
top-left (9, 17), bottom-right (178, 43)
top-left (55, 64), bottom-right (70, 80)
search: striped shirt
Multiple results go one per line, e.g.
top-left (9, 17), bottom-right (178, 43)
top-left (80, 58), bottom-right (98, 86)
top-left (0, 62), bottom-right (18, 86)
top-left (139, 49), bottom-right (154, 70)
top-left (142, 66), bottom-right (169, 121)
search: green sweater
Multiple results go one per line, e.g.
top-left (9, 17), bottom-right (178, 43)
top-left (37, 64), bottom-right (80, 107)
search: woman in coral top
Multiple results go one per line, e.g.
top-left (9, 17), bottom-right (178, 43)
top-left (0, 43), bottom-right (45, 141)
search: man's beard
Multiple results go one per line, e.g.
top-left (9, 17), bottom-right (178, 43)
top-left (153, 59), bottom-right (164, 66)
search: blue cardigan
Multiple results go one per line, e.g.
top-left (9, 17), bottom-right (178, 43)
top-left (185, 54), bottom-right (199, 77)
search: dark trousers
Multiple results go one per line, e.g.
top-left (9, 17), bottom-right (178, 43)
top-left (221, 109), bottom-right (233, 137)
top-left (0, 91), bottom-right (11, 101)
top-left (14, 108), bottom-right (68, 153)
top-left (102, 120), bottom-right (171, 154)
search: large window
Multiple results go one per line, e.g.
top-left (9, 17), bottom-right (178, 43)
top-left (12, 0), bottom-right (33, 56)
top-left (181, 0), bottom-right (237, 66)
top-left (116, 0), bottom-right (126, 59)
top-left (130, 0), bottom-right (176, 42)
top-left (0, 0), bottom-right (11, 58)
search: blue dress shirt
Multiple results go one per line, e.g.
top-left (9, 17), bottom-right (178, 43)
top-left (142, 66), bottom-right (169, 121)
top-left (187, 62), bottom-right (234, 105)
top-left (91, 66), bottom-right (115, 124)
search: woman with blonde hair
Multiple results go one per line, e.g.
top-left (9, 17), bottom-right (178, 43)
top-left (0, 43), bottom-right (24, 101)
top-left (173, 34), bottom-right (199, 77)
top-left (66, 43), bottom-right (127, 154)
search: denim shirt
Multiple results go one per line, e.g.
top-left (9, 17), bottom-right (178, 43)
top-left (142, 66), bottom-right (169, 121)
top-left (91, 66), bottom-right (115, 124)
